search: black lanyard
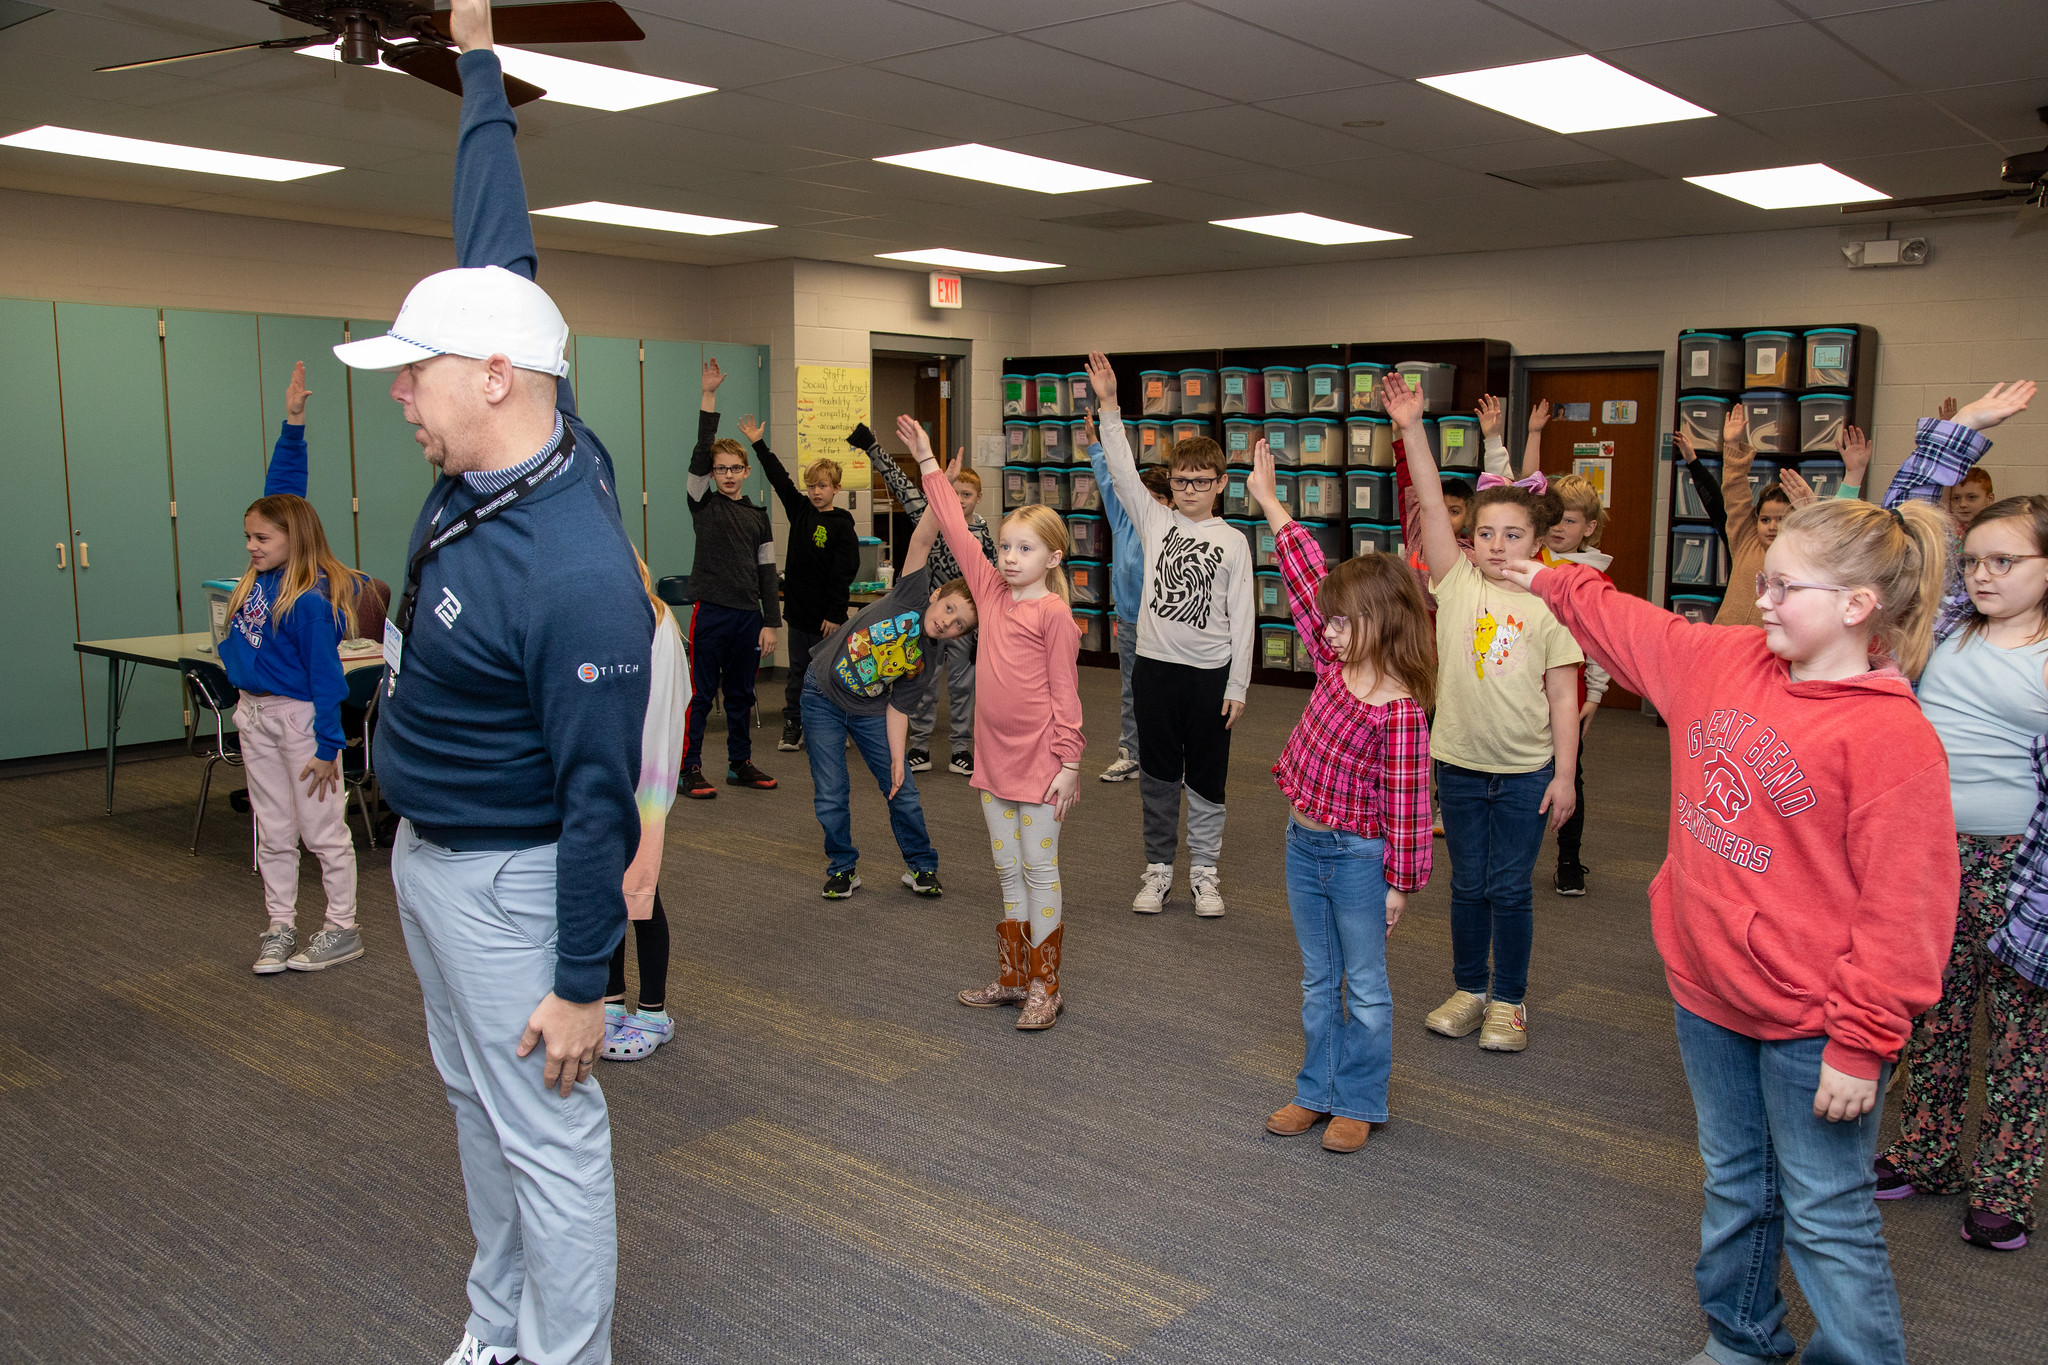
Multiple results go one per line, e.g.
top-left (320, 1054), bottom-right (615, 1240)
top-left (393, 426), bottom-right (575, 636)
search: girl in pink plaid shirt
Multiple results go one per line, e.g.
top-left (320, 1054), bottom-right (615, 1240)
top-left (1249, 442), bottom-right (1436, 1155)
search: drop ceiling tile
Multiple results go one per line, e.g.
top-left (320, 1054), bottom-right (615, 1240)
top-left (1291, 150), bottom-right (1526, 203)
top-left (995, 122), bottom-right (1265, 183)
top-left (1114, 103), bottom-right (1389, 167)
top-left (1494, 0), bottom-right (1806, 48)
top-left (1823, 0), bottom-right (2048, 90)
top-left (1776, 0), bottom-right (1938, 16)
top-left (624, 92), bottom-right (923, 161)
top-left (1925, 79), bottom-right (2048, 143)
top-left (1567, 116), bottom-right (1799, 176)
top-left (1025, 2), bottom-right (1384, 102)
top-left (674, 0), bottom-right (994, 63)
top-left (874, 35), bottom-right (1228, 123)
top-left (892, 0), bottom-right (1158, 29)
top-left (1075, 178), bottom-right (1278, 222)
top-left (1742, 94), bottom-right (1995, 161)
top-left (1425, 136), bottom-right (1609, 174)
top-left (1835, 143), bottom-right (2031, 198)
top-left (607, 13), bottom-right (844, 88)
top-left (1606, 24), bottom-right (1907, 114)
top-left (1199, 0), bottom-right (1573, 77)
top-left (743, 64), bottom-right (1086, 144)
top-left (1254, 81), bottom-right (1559, 152)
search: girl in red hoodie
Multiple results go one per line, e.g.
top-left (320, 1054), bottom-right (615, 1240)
top-left (1502, 497), bottom-right (1957, 1365)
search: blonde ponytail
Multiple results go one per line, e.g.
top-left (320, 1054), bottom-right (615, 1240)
top-left (1781, 498), bottom-right (1951, 677)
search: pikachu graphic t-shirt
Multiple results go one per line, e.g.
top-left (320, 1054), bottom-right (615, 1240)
top-left (809, 565), bottom-right (937, 717)
top-left (1429, 556), bottom-right (1583, 773)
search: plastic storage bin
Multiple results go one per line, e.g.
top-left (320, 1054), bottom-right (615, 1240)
top-left (1065, 370), bottom-right (1093, 415)
top-left (1671, 528), bottom-right (1726, 587)
top-left (1679, 331), bottom-right (1743, 393)
top-left (1670, 594), bottom-right (1720, 626)
top-left (1437, 414), bottom-right (1482, 472)
top-left (1262, 418), bottom-right (1299, 466)
top-left (1038, 467), bottom-right (1072, 512)
top-left (1067, 512), bottom-right (1106, 560)
top-left (1227, 517), bottom-right (1260, 566)
top-left (1070, 466), bottom-right (1101, 512)
top-left (1178, 368), bottom-right (1218, 416)
top-left (1137, 420), bottom-right (1170, 465)
top-left (1798, 391), bottom-right (1851, 453)
top-left (1066, 418), bottom-right (1093, 459)
top-left (1252, 520), bottom-right (1279, 569)
top-left (1412, 416), bottom-right (1441, 464)
top-left (1171, 418), bottom-right (1209, 448)
top-left (1294, 630), bottom-right (1318, 674)
top-left (1674, 459), bottom-right (1721, 521)
top-left (1297, 471), bottom-right (1343, 522)
top-left (1395, 361), bottom-right (1456, 412)
top-left (1260, 623), bottom-right (1297, 673)
top-left (1005, 420), bottom-right (1041, 466)
top-left (1075, 607), bottom-right (1107, 653)
top-left (1799, 458), bottom-right (1848, 500)
top-left (1271, 469), bottom-right (1297, 518)
top-left (1678, 395), bottom-right (1733, 453)
top-left (1347, 361), bottom-right (1389, 412)
top-left (1307, 362), bottom-right (1345, 413)
top-left (1346, 415), bottom-right (1394, 468)
top-left (1118, 419), bottom-right (1140, 456)
top-left (1223, 417), bottom-right (1262, 463)
top-left (1001, 465), bottom-right (1036, 511)
top-left (1256, 569), bottom-right (1288, 622)
top-left (1221, 468), bottom-right (1253, 518)
top-left (1264, 366), bottom-right (1306, 415)
top-left (1302, 518), bottom-right (1345, 570)
top-left (1351, 523), bottom-right (1399, 558)
top-left (1140, 370), bottom-right (1179, 417)
top-left (1297, 417), bottom-right (1340, 467)
top-left (1742, 390), bottom-right (1797, 456)
top-left (1743, 331), bottom-right (1798, 389)
top-left (1003, 372), bottom-right (1032, 417)
top-left (1347, 469), bottom-right (1396, 525)
top-left (1803, 329), bottom-right (1856, 390)
top-left (1038, 419), bottom-right (1068, 467)
top-left (1035, 372), bottom-right (1068, 418)
top-left (1068, 558), bottom-right (1106, 607)
top-left (1220, 366), bottom-right (1265, 415)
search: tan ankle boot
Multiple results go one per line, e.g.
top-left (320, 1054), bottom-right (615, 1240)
top-left (958, 920), bottom-right (1029, 1007)
top-left (1016, 924), bottom-right (1064, 1030)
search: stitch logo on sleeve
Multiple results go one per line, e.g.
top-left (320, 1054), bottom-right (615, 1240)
top-left (578, 663), bottom-right (598, 682)
top-left (575, 661), bottom-right (643, 682)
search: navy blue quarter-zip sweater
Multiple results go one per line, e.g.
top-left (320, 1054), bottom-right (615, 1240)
top-left (375, 428), bottom-right (654, 1004)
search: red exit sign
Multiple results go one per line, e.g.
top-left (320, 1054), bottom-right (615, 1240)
top-left (929, 271), bottom-right (962, 309)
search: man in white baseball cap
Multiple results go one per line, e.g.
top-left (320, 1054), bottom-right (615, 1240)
top-left (338, 6), bottom-right (651, 1361)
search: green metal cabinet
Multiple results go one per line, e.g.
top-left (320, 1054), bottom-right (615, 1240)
top-left (0, 299), bottom-right (86, 759)
top-left (347, 320), bottom-right (433, 593)
top-left (54, 303), bottom-right (187, 748)
top-left (257, 315), bottom-right (355, 565)
top-left (568, 335), bottom-right (646, 554)
top-left (641, 339), bottom-right (701, 581)
top-left (163, 309), bottom-right (267, 638)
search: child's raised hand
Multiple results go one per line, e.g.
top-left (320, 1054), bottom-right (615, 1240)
top-left (1839, 425), bottom-right (1871, 478)
top-left (737, 414), bottom-right (765, 443)
top-left (1937, 395), bottom-right (1959, 421)
top-left (1045, 765), bottom-right (1080, 821)
top-left (1498, 558), bottom-right (1546, 592)
top-left (285, 360), bottom-right (311, 422)
top-left (1954, 380), bottom-right (2036, 432)
top-left (1527, 399), bottom-right (1550, 433)
top-left (1779, 468), bottom-right (1817, 509)
top-left (1085, 351), bottom-right (1117, 409)
top-left (1813, 1062), bottom-right (1877, 1122)
top-left (701, 358), bottom-right (725, 394)
top-left (1380, 374), bottom-right (1424, 427)
top-left (895, 413), bottom-right (934, 464)
top-left (1673, 427), bottom-right (1699, 463)
top-left (1475, 394), bottom-right (1504, 441)
top-left (1247, 439), bottom-right (1278, 503)
top-left (1077, 412), bottom-right (1097, 447)
top-left (945, 447), bottom-right (966, 482)
top-left (1722, 401), bottom-right (1749, 448)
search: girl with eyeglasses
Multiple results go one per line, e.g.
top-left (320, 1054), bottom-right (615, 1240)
top-left (1869, 381), bottom-right (2048, 1254)
top-left (1499, 435), bottom-right (1973, 1363)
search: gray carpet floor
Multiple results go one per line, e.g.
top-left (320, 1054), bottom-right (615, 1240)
top-left (0, 665), bottom-right (2040, 1364)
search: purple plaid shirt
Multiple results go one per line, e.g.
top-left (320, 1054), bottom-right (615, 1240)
top-left (1270, 522), bottom-right (1433, 891)
top-left (1883, 417), bottom-right (2048, 987)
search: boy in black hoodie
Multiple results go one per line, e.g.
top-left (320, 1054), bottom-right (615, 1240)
top-left (738, 413), bottom-right (861, 752)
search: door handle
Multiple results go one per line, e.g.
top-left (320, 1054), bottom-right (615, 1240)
top-left (56, 542), bottom-right (66, 569)
top-left (76, 539), bottom-right (89, 569)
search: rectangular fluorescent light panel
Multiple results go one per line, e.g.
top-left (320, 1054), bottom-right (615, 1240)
top-left (299, 43), bottom-right (712, 112)
top-left (874, 143), bottom-right (1146, 194)
top-left (534, 201), bottom-right (772, 235)
top-left (1684, 163), bottom-right (1889, 210)
top-left (1420, 54), bottom-right (1712, 134)
top-left (1211, 213), bottom-right (1409, 245)
top-left (0, 124), bottom-right (339, 181)
top-left (876, 248), bottom-right (1063, 273)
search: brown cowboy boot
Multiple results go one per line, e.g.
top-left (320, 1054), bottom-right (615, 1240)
top-left (1016, 924), bottom-right (1064, 1030)
top-left (958, 920), bottom-right (1029, 1007)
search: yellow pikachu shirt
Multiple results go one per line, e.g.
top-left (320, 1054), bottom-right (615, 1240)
top-left (1429, 556), bottom-right (1582, 773)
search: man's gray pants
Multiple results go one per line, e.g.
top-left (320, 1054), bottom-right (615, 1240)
top-left (393, 821), bottom-right (616, 1365)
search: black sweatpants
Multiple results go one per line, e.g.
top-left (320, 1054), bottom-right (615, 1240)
top-left (784, 625), bottom-right (825, 720)
top-left (606, 888), bottom-right (670, 1010)
top-left (1556, 753), bottom-right (1588, 870)
top-left (1133, 655), bottom-right (1232, 866)
top-left (685, 600), bottom-right (761, 768)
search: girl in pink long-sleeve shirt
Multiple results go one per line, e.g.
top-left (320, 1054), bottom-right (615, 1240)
top-left (897, 415), bottom-right (1085, 1031)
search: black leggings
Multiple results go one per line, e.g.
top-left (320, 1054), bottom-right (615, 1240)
top-left (605, 889), bottom-right (670, 1010)
top-left (1556, 754), bottom-right (1588, 869)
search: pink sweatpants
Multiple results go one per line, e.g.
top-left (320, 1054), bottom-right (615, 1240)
top-left (235, 694), bottom-right (357, 930)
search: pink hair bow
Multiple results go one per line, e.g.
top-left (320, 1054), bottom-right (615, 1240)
top-left (1477, 470), bottom-right (1547, 494)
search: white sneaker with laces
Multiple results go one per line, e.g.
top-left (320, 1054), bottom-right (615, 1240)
top-left (1099, 748), bottom-right (1140, 782)
top-left (1190, 864), bottom-right (1225, 918)
top-left (444, 1332), bottom-right (520, 1365)
top-left (1132, 862), bottom-right (1173, 914)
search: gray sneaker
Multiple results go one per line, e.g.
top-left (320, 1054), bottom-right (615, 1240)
top-left (253, 924), bottom-right (296, 975)
top-left (287, 926), bottom-right (364, 972)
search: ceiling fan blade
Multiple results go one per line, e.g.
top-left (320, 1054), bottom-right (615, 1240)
top-left (384, 42), bottom-right (547, 105)
top-left (1840, 189), bottom-right (2028, 213)
top-left (97, 41), bottom-right (271, 72)
top-left (430, 2), bottom-right (645, 45)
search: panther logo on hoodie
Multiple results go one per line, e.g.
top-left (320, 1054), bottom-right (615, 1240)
top-left (1698, 752), bottom-right (1753, 823)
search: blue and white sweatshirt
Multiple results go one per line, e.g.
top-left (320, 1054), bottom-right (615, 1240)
top-left (1085, 440), bottom-right (1144, 621)
top-left (215, 421), bottom-right (348, 760)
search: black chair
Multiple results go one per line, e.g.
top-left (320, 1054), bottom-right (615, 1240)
top-left (339, 664), bottom-right (386, 848)
top-left (180, 659), bottom-right (253, 867)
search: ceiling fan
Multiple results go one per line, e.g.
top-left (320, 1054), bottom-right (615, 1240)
top-left (94, 2), bottom-right (646, 107)
top-left (1841, 106), bottom-right (2048, 218)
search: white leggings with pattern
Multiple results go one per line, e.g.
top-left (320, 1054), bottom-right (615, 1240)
top-left (981, 793), bottom-right (1062, 946)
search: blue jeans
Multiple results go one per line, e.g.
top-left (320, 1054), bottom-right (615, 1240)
top-left (1674, 1006), bottom-right (1904, 1365)
top-left (799, 675), bottom-right (935, 877)
top-left (1285, 821), bottom-right (1394, 1123)
top-left (1435, 760), bottom-right (1551, 1004)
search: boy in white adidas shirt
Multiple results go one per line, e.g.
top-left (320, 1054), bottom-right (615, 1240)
top-left (1085, 352), bottom-right (1255, 918)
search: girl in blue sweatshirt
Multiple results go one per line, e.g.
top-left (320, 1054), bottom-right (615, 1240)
top-left (216, 363), bottom-right (371, 975)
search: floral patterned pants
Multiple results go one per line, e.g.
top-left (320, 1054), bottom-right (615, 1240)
top-left (1885, 833), bottom-right (2048, 1228)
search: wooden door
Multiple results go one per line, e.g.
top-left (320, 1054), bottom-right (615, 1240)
top-left (1524, 365), bottom-right (1661, 709)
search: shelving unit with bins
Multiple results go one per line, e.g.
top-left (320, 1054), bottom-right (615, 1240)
top-left (1662, 325), bottom-right (1877, 622)
top-left (1002, 339), bottom-right (1511, 687)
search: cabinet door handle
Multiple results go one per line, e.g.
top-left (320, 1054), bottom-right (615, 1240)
top-left (56, 542), bottom-right (67, 569)
top-left (77, 539), bottom-right (89, 569)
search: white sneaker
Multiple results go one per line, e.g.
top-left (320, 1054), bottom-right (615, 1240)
top-left (1190, 864), bottom-right (1225, 917)
top-left (1132, 862), bottom-right (1173, 914)
top-left (444, 1333), bottom-right (520, 1365)
top-left (1099, 748), bottom-right (1139, 782)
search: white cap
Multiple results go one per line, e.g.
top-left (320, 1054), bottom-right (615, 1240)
top-left (333, 264), bottom-right (569, 377)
